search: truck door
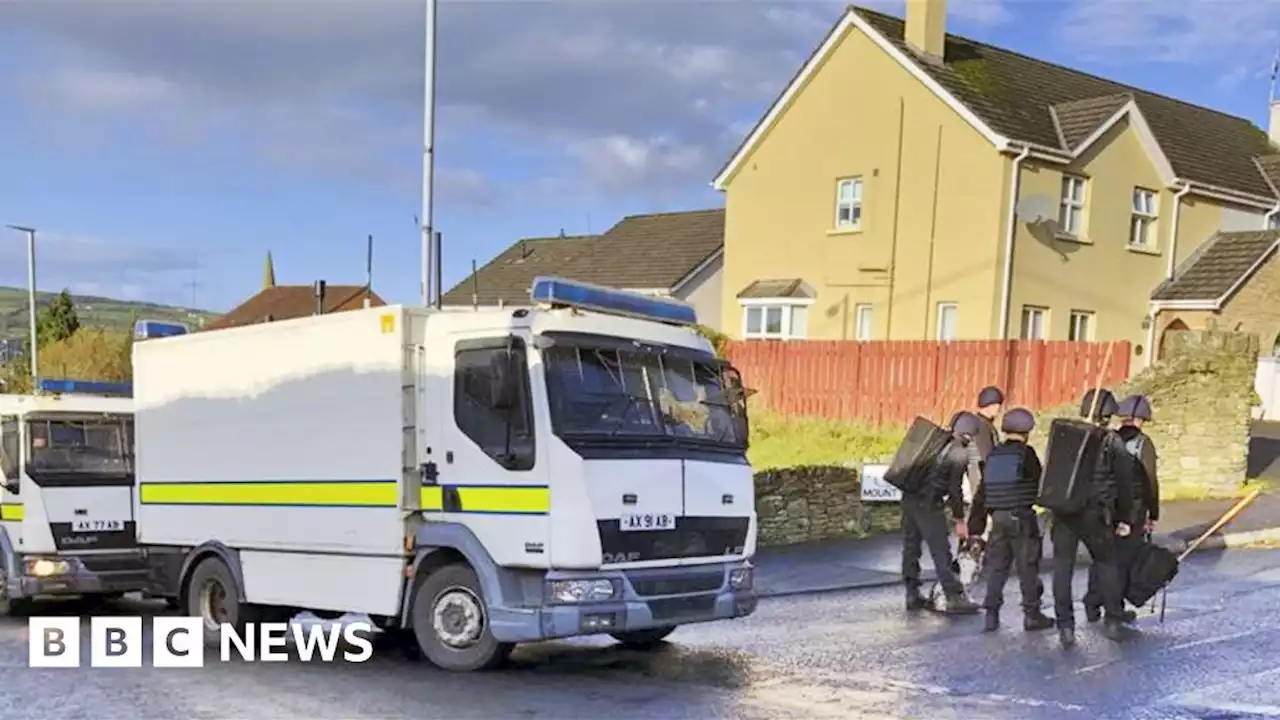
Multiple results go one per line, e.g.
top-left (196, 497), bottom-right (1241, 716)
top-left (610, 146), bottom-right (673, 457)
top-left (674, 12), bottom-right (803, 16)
top-left (425, 331), bottom-right (550, 567)
top-left (0, 416), bottom-right (21, 530)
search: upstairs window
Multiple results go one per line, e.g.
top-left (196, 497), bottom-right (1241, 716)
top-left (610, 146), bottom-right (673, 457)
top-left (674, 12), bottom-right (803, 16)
top-left (835, 177), bottom-right (863, 230)
top-left (1130, 188), bottom-right (1158, 249)
top-left (1059, 175), bottom-right (1087, 236)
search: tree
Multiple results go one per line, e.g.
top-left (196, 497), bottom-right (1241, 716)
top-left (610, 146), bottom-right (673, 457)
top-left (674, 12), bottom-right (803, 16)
top-left (36, 329), bottom-right (131, 383)
top-left (36, 289), bottom-right (81, 347)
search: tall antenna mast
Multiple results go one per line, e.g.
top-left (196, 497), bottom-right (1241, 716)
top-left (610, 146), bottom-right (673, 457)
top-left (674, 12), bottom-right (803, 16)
top-left (420, 0), bottom-right (438, 307)
top-left (1271, 43), bottom-right (1279, 105)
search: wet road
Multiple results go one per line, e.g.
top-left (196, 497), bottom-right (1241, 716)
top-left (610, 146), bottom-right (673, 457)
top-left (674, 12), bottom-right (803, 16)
top-left (2, 549), bottom-right (1280, 719)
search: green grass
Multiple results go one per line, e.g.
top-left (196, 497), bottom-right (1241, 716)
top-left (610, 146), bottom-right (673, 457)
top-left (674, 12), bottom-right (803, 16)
top-left (1162, 477), bottom-right (1280, 502)
top-left (0, 287), bottom-right (217, 338)
top-left (749, 413), bottom-right (905, 471)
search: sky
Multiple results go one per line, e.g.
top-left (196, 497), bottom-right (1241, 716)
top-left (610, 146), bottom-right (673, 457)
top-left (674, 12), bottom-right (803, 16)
top-left (1, 0), bottom-right (1279, 313)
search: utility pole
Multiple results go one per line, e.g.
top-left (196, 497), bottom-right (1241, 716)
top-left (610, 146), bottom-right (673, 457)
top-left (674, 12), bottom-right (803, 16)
top-left (6, 225), bottom-right (38, 382)
top-left (420, 0), bottom-right (438, 307)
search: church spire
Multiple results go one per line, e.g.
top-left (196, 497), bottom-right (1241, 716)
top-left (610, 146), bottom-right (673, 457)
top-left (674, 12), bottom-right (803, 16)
top-left (263, 250), bottom-right (276, 290)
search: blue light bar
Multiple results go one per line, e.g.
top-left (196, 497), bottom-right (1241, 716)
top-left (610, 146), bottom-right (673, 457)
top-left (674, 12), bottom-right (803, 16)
top-left (529, 276), bottom-right (698, 326)
top-left (36, 378), bottom-right (133, 397)
top-left (134, 319), bottom-right (189, 340)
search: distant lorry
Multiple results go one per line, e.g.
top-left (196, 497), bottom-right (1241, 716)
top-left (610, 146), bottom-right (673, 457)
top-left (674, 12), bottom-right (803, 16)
top-left (0, 380), bottom-right (147, 615)
top-left (131, 277), bottom-right (757, 671)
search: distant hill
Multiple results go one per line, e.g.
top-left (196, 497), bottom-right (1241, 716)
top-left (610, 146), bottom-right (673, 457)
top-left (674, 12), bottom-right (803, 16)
top-left (0, 287), bottom-right (218, 338)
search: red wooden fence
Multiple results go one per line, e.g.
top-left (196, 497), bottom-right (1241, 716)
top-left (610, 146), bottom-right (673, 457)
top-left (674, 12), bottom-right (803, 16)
top-left (724, 340), bottom-right (1132, 428)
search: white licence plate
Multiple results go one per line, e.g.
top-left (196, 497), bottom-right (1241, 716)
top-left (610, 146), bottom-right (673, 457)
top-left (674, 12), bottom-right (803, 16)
top-left (72, 519), bottom-right (124, 532)
top-left (619, 513), bottom-right (676, 532)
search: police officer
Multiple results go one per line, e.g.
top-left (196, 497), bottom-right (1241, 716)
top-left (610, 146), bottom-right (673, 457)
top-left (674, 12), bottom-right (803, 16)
top-left (971, 386), bottom-right (1005, 460)
top-left (1052, 390), bottom-right (1136, 647)
top-left (1078, 389), bottom-right (1138, 623)
top-left (968, 408), bottom-right (1055, 633)
top-left (902, 414), bottom-right (981, 615)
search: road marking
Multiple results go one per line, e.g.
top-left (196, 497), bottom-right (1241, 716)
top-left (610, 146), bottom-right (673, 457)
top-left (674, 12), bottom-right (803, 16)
top-left (1163, 667), bottom-right (1280, 716)
top-left (1170, 700), bottom-right (1280, 717)
top-left (1166, 627), bottom-right (1270, 651)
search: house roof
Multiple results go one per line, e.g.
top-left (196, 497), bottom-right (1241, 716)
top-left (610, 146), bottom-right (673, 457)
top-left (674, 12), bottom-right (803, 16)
top-left (1151, 230), bottom-right (1280, 303)
top-left (736, 278), bottom-right (816, 300)
top-left (441, 208), bottom-right (724, 306)
top-left (716, 5), bottom-right (1280, 203)
top-left (204, 285), bottom-right (385, 331)
top-left (440, 234), bottom-right (598, 307)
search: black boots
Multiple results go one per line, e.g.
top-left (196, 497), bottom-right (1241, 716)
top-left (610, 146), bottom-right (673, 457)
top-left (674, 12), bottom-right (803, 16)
top-left (984, 608), bottom-right (1054, 632)
top-left (1101, 619), bottom-right (1138, 642)
top-left (1059, 626), bottom-right (1077, 648)
top-left (942, 593), bottom-right (980, 615)
top-left (1085, 602), bottom-right (1137, 623)
top-left (1024, 609), bottom-right (1055, 631)
top-left (906, 586), bottom-right (929, 611)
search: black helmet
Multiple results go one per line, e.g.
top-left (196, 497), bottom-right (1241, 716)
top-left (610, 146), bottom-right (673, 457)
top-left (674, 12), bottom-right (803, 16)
top-left (1080, 388), bottom-right (1118, 423)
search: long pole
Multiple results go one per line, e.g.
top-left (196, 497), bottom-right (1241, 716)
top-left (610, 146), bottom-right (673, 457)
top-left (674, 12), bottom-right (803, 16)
top-left (420, 0), bottom-right (438, 307)
top-left (7, 226), bottom-right (38, 382)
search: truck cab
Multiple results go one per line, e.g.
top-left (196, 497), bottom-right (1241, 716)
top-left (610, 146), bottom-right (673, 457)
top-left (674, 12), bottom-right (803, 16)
top-left (0, 379), bottom-right (147, 614)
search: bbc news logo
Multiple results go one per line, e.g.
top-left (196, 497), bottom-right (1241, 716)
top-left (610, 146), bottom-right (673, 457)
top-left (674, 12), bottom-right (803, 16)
top-left (28, 617), bottom-right (375, 667)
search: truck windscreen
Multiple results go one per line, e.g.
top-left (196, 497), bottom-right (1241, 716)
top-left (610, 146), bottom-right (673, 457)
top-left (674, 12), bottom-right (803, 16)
top-left (543, 343), bottom-right (747, 449)
top-left (27, 416), bottom-right (133, 475)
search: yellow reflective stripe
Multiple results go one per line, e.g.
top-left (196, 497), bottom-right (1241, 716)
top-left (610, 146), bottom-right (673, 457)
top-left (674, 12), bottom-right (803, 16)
top-left (0, 503), bottom-right (23, 521)
top-left (419, 485), bottom-right (549, 515)
top-left (139, 481), bottom-right (398, 507)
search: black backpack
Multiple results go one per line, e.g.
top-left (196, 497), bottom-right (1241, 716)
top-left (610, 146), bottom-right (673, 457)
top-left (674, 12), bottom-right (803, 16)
top-left (883, 416), bottom-right (953, 494)
top-left (1037, 418), bottom-right (1105, 514)
top-left (1126, 541), bottom-right (1180, 606)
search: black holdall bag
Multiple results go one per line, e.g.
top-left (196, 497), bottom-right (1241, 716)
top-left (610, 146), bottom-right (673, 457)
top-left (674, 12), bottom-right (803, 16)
top-left (1037, 418), bottom-right (1106, 514)
top-left (1126, 540), bottom-right (1180, 606)
top-left (884, 416), bottom-right (953, 494)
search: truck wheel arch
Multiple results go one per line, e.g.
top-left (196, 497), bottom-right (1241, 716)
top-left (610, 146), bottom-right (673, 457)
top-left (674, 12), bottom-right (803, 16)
top-left (0, 527), bottom-right (14, 580)
top-left (400, 523), bottom-right (506, 627)
top-left (177, 542), bottom-right (246, 606)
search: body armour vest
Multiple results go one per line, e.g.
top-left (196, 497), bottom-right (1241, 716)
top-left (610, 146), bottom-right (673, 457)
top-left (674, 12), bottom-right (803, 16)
top-left (982, 443), bottom-right (1038, 511)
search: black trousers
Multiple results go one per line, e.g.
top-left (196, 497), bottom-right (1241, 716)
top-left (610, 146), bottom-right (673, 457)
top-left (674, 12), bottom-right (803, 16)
top-left (983, 510), bottom-right (1043, 612)
top-left (901, 493), bottom-right (963, 596)
top-left (1051, 509), bottom-right (1125, 628)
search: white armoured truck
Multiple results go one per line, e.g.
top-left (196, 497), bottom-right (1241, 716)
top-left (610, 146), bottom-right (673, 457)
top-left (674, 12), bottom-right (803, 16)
top-left (0, 381), bottom-right (147, 614)
top-left (132, 278), bottom-right (757, 671)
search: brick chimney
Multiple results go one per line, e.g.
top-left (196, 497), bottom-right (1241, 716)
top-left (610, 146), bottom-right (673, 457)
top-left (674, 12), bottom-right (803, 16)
top-left (905, 0), bottom-right (946, 61)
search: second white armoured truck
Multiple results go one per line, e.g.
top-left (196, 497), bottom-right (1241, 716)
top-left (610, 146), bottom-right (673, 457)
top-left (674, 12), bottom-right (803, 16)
top-left (132, 278), bottom-right (757, 670)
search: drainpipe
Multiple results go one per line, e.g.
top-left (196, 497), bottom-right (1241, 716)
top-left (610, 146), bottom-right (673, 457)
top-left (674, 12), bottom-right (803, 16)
top-left (1165, 183), bottom-right (1193, 280)
top-left (997, 144), bottom-right (1032, 339)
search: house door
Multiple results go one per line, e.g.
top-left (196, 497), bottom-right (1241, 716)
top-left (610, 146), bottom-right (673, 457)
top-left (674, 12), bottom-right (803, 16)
top-left (1157, 318), bottom-right (1190, 361)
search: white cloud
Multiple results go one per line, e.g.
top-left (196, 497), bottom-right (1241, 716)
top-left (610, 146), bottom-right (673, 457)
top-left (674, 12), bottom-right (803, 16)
top-left (1, 0), bottom-right (1013, 200)
top-left (1058, 0), bottom-right (1280, 64)
top-left (0, 230), bottom-right (201, 305)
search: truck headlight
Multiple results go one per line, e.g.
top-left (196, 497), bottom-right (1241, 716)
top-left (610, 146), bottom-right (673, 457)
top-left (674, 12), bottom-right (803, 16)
top-left (728, 567), bottom-right (753, 590)
top-left (548, 579), bottom-right (617, 603)
top-left (25, 558), bottom-right (71, 577)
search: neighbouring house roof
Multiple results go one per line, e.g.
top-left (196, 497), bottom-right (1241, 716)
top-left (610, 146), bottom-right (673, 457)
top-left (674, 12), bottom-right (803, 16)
top-left (440, 233), bottom-right (598, 307)
top-left (441, 208), bottom-right (724, 306)
top-left (716, 5), bottom-right (1280, 203)
top-left (204, 284), bottom-right (385, 331)
top-left (1151, 230), bottom-right (1280, 304)
top-left (736, 278), bottom-right (816, 300)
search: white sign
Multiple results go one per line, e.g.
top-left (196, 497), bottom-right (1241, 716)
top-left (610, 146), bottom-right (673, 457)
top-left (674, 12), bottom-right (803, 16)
top-left (28, 616), bottom-right (374, 667)
top-left (859, 464), bottom-right (901, 503)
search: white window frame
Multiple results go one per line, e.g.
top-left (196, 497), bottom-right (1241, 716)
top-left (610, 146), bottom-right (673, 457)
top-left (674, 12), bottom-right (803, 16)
top-left (741, 299), bottom-right (813, 341)
top-left (1130, 188), bottom-right (1158, 249)
top-left (1267, 213), bottom-right (1280, 230)
top-left (835, 177), bottom-right (864, 230)
top-left (1020, 306), bottom-right (1048, 340)
top-left (1059, 175), bottom-right (1087, 237)
top-left (854, 303), bottom-right (874, 341)
top-left (1068, 310), bottom-right (1094, 342)
top-left (936, 303), bottom-right (958, 342)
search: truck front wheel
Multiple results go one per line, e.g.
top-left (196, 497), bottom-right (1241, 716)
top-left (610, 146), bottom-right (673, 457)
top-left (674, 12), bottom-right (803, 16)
top-left (611, 626), bottom-right (677, 649)
top-left (186, 557), bottom-right (254, 646)
top-left (410, 563), bottom-right (512, 671)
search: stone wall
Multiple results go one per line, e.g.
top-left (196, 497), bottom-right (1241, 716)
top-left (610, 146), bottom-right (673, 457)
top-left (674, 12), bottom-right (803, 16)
top-left (1031, 330), bottom-right (1256, 495)
top-left (754, 465), bottom-right (900, 547)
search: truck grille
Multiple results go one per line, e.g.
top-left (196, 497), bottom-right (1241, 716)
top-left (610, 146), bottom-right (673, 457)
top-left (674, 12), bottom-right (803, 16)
top-left (78, 555), bottom-right (146, 574)
top-left (627, 571), bottom-right (723, 597)
top-left (647, 595), bottom-right (717, 622)
top-left (598, 516), bottom-right (749, 563)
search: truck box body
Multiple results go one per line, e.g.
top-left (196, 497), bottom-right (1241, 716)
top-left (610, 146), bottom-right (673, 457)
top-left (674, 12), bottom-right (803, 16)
top-left (134, 299), bottom-right (757, 652)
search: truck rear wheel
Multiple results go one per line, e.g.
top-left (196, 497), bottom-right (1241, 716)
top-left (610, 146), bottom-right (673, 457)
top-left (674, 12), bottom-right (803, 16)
top-left (410, 563), bottom-right (512, 671)
top-left (611, 626), bottom-right (677, 649)
top-left (186, 557), bottom-right (253, 645)
top-left (0, 569), bottom-right (31, 617)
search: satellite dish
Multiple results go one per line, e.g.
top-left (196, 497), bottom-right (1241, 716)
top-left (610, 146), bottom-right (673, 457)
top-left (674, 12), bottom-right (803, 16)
top-left (1015, 194), bottom-right (1056, 223)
